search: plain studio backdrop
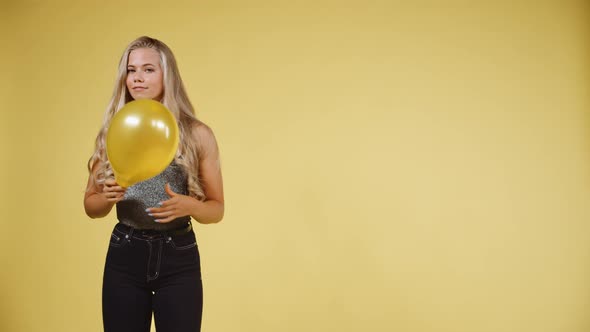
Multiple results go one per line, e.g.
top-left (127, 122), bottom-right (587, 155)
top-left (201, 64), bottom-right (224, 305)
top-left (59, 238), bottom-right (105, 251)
top-left (1, 0), bottom-right (588, 331)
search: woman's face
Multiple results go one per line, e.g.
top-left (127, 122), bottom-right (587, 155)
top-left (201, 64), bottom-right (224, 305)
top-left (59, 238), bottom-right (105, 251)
top-left (126, 47), bottom-right (164, 101)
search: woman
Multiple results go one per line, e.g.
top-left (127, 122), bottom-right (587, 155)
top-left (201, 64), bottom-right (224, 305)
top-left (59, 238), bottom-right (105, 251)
top-left (84, 36), bottom-right (224, 332)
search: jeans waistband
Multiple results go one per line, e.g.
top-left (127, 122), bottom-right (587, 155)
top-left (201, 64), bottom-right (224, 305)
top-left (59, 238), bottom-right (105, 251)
top-left (115, 221), bottom-right (193, 240)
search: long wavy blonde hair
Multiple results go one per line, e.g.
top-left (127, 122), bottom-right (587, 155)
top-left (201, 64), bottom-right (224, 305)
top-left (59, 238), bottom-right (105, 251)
top-left (87, 36), bottom-right (206, 200)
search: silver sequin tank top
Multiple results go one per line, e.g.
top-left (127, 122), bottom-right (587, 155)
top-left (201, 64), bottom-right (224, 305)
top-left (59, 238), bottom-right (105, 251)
top-left (116, 160), bottom-right (191, 230)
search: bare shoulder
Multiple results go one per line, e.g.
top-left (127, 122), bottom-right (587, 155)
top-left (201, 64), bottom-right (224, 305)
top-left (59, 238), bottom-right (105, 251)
top-left (190, 121), bottom-right (220, 159)
top-left (191, 121), bottom-right (216, 140)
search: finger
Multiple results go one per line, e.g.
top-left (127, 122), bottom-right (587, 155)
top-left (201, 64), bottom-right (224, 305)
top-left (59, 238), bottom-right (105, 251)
top-left (146, 205), bottom-right (170, 213)
top-left (105, 179), bottom-right (118, 186)
top-left (145, 204), bottom-right (174, 214)
top-left (149, 210), bottom-right (175, 218)
top-left (105, 192), bottom-right (125, 200)
top-left (106, 185), bottom-right (127, 193)
top-left (147, 201), bottom-right (173, 212)
top-left (105, 189), bottom-right (124, 196)
top-left (155, 215), bottom-right (175, 223)
top-left (164, 183), bottom-right (177, 197)
top-left (114, 192), bottom-right (126, 201)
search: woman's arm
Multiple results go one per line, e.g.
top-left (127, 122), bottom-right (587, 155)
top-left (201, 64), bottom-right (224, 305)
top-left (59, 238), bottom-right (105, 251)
top-left (83, 160), bottom-right (126, 218)
top-left (146, 123), bottom-right (225, 224)
top-left (188, 124), bottom-right (224, 224)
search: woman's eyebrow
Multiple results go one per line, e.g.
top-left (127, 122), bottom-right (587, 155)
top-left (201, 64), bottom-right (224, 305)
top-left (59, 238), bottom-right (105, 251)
top-left (127, 63), bottom-right (156, 67)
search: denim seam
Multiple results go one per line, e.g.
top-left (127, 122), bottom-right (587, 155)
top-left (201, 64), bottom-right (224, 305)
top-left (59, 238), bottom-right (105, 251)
top-left (146, 240), bottom-right (162, 282)
top-left (109, 233), bottom-right (125, 248)
top-left (171, 242), bottom-right (197, 250)
top-left (109, 241), bottom-right (124, 248)
top-left (146, 241), bottom-right (153, 281)
top-left (155, 240), bottom-right (163, 279)
top-left (131, 235), bottom-right (164, 241)
top-left (167, 234), bottom-right (197, 250)
top-left (114, 228), bottom-right (127, 236)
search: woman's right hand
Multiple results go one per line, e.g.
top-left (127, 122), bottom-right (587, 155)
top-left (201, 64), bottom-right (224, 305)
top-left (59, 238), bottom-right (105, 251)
top-left (103, 179), bottom-right (127, 203)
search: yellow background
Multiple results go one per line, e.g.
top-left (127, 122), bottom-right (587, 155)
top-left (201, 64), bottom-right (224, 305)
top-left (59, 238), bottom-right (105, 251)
top-left (1, 0), bottom-right (589, 331)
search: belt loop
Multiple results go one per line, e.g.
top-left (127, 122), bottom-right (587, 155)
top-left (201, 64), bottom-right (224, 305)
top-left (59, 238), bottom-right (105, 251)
top-left (125, 226), bottom-right (134, 243)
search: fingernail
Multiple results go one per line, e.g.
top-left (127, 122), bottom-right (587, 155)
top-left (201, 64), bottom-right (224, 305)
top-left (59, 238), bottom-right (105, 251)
top-left (157, 202), bottom-right (163, 206)
top-left (154, 220), bottom-right (160, 223)
top-left (148, 213), bottom-right (153, 217)
top-left (145, 208), bottom-right (150, 212)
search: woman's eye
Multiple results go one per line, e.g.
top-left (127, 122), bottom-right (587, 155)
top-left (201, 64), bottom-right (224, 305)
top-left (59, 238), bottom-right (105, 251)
top-left (127, 69), bottom-right (135, 73)
top-left (146, 68), bottom-right (154, 73)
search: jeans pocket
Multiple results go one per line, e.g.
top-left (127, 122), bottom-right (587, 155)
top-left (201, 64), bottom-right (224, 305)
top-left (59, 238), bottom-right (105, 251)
top-left (166, 232), bottom-right (197, 250)
top-left (109, 230), bottom-right (128, 248)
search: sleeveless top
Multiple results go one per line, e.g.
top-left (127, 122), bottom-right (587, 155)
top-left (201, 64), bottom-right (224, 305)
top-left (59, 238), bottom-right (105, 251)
top-left (116, 160), bottom-right (192, 230)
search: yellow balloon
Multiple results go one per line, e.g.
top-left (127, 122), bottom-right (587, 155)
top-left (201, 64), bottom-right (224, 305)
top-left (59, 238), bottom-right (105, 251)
top-left (106, 99), bottom-right (179, 187)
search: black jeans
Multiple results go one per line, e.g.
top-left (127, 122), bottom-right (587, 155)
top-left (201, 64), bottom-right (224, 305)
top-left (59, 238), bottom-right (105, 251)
top-left (102, 222), bottom-right (203, 332)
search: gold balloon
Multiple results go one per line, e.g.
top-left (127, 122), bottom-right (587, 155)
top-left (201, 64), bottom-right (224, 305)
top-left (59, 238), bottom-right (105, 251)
top-left (106, 99), bottom-right (179, 187)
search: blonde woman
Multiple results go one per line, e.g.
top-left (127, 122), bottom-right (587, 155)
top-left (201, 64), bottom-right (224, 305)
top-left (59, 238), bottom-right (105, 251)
top-left (84, 36), bottom-right (224, 332)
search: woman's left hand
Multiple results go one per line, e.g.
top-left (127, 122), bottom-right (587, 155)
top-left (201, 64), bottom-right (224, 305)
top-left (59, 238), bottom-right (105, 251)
top-left (146, 183), bottom-right (196, 223)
